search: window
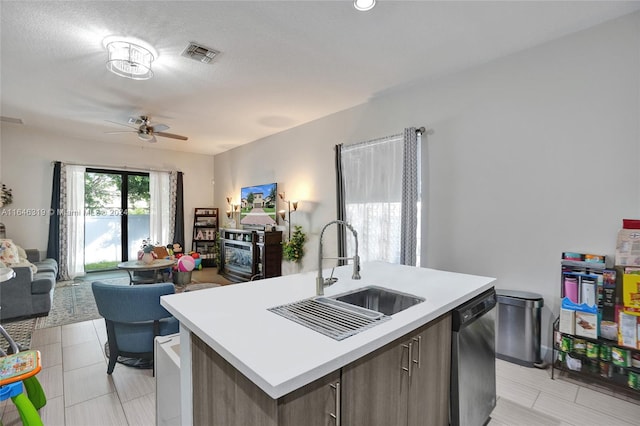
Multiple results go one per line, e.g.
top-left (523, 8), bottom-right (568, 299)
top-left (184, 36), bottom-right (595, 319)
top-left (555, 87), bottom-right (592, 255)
top-left (84, 169), bottom-right (150, 271)
top-left (337, 128), bottom-right (422, 266)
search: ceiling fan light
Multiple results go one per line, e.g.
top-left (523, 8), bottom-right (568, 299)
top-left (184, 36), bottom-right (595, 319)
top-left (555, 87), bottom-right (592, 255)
top-left (138, 131), bottom-right (154, 141)
top-left (106, 41), bottom-right (154, 80)
top-left (354, 0), bottom-right (376, 11)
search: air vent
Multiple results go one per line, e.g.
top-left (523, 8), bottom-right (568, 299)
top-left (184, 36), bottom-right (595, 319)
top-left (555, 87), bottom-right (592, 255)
top-left (181, 42), bottom-right (219, 64)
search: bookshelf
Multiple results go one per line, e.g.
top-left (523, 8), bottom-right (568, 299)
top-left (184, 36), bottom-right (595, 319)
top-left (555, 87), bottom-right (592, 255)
top-left (192, 208), bottom-right (218, 267)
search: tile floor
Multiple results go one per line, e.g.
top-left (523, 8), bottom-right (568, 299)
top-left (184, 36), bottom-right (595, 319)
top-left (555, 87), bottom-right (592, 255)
top-left (1, 319), bottom-right (640, 425)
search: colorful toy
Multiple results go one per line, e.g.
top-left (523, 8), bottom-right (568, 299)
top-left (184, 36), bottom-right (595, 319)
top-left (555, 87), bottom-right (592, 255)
top-left (177, 255), bottom-right (195, 272)
top-left (187, 251), bottom-right (202, 269)
top-left (173, 243), bottom-right (184, 259)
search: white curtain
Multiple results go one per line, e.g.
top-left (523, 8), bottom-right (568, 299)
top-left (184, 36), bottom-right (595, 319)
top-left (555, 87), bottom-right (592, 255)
top-left (149, 171), bottom-right (171, 246)
top-left (61, 164), bottom-right (86, 279)
top-left (339, 128), bottom-right (423, 266)
top-left (341, 134), bottom-right (405, 264)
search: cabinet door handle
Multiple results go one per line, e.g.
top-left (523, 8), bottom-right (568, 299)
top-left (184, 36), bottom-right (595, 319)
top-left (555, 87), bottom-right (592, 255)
top-left (412, 336), bottom-right (422, 368)
top-left (402, 342), bottom-right (413, 377)
top-left (330, 382), bottom-right (341, 426)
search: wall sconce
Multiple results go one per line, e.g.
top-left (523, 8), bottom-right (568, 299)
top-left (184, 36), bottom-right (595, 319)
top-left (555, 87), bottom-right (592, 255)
top-left (278, 192), bottom-right (298, 239)
top-left (226, 196), bottom-right (232, 218)
top-left (226, 197), bottom-right (240, 222)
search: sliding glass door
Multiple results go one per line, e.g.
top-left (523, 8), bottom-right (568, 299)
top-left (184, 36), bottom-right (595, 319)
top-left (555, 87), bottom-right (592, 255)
top-left (84, 169), bottom-right (150, 271)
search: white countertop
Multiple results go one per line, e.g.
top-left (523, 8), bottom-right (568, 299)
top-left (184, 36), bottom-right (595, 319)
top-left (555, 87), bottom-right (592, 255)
top-left (161, 261), bottom-right (495, 399)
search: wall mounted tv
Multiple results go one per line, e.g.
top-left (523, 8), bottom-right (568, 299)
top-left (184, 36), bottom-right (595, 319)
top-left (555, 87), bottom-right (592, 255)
top-left (240, 182), bottom-right (277, 227)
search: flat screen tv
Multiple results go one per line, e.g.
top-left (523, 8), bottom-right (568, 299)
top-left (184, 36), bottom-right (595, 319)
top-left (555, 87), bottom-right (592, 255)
top-left (240, 182), bottom-right (277, 227)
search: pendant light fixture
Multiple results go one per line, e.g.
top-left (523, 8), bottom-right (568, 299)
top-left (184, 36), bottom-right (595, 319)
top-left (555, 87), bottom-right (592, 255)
top-left (106, 40), bottom-right (155, 80)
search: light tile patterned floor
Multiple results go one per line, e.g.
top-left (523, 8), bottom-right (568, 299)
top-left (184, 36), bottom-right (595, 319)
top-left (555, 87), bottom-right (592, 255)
top-left (492, 358), bottom-right (640, 426)
top-left (0, 319), bottom-right (153, 426)
top-left (1, 319), bottom-right (640, 425)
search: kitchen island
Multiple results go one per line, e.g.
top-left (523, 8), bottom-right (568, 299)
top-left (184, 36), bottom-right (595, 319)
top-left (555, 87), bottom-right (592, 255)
top-left (161, 261), bottom-right (495, 426)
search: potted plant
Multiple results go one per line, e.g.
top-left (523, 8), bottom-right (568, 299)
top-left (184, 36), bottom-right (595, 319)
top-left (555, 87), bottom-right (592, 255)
top-left (138, 239), bottom-right (158, 264)
top-left (282, 225), bottom-right (307, 263)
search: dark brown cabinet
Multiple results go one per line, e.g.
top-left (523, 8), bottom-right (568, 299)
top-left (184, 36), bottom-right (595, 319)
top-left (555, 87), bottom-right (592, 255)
top-left (218, 228), bottom-right (282, 282)
top-left (192, 334), bottom-right (341, 426)
top-left (190, 312), bottom-right (452, 426)
top-left (341, 312), bottom-right (451, 426)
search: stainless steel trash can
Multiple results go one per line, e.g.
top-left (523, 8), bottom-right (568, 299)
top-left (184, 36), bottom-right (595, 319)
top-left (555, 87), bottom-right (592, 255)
top-left (495, 289), bottom-right (544, 367)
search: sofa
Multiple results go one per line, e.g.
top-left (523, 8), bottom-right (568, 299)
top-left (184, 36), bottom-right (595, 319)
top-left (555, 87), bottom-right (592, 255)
top-left (0, 240), bottom-right (57, 322)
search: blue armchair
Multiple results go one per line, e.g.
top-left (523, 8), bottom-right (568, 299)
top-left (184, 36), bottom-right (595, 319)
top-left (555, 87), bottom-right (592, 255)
top-left (91, 281), bottom-right (179, 374)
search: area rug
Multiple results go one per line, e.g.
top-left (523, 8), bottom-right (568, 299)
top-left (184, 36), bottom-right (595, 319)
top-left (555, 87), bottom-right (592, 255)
top-left (34, 274), bottom-right (226, 329)
top-left (1, 318), bottom-right (36, 351)
top-left (35, 277), bottom-right (128, 329)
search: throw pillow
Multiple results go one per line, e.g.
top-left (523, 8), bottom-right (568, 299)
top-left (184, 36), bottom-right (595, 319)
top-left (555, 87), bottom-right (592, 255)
top-left (0, 239), bottom-right (20, 264)
top-left (0, 241), bottom-right (37, 278)
top-left (15, 245), bottom-right (28, 262)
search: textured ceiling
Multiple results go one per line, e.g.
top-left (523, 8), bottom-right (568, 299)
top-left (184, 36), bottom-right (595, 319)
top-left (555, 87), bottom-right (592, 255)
top-left (2, 1), bottom-right (639, 155)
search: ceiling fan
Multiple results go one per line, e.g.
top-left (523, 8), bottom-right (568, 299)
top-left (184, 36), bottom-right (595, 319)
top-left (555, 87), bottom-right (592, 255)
top-left (105, 115), bottom-right (188, 143)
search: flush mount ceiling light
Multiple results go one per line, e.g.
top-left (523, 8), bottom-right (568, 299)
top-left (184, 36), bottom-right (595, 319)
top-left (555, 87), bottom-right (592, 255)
top-left (106, 40), bottom-right (155, 80)
top-left (354, 0), bottom-right (376, 11)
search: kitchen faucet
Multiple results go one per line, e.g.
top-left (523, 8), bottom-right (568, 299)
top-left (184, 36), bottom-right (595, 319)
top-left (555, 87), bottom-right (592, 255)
top-left (316, 220), bottom-right (361, 296)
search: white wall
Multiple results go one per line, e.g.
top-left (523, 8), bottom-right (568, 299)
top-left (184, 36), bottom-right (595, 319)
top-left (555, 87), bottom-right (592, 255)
top-left (0, 125), bottom-right (214, 253)
top-left (214, 12), bottom-right (640, 350)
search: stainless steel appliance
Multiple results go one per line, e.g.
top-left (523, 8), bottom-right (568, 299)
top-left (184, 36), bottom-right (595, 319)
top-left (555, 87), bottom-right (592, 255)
top-left (451, 288), bottom-right (497, 426)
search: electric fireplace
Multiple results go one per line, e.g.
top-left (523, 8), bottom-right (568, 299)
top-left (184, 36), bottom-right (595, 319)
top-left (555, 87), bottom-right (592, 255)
top-left (222, 240), bottom-right (254, 281)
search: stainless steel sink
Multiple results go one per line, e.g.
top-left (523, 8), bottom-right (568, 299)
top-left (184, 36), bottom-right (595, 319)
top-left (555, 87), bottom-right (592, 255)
top-left (329, 285), bottom-right (425, 316)
top-left (268, 297), bottom-right (390, 341)
top-left (267, 286), bottom-right (424, 340)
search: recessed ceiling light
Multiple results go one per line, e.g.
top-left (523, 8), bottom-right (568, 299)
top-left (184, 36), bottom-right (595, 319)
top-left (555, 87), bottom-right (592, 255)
top-left (354, 0), bottom-right (376, 12)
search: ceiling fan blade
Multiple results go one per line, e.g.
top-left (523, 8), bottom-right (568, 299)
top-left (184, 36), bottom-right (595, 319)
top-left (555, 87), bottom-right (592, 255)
top-left (155, 131), bottom-right (188, 141)
top-left (148, 135), bottom-right (158, 143)
top-left (151, 124), bottom-right (169, 132)
top-left (105, 130), bottom-right (136, 134)
top-left (105, 120), bottom-right (138, 130)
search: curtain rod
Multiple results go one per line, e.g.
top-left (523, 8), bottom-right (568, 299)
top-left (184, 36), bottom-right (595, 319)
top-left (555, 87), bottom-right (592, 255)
top-left (343, 125), bottom-right (434, 150)
top-left (51, 161), bottom-right (181, 174)
top-left (416, 126), bottom-right (434, 136)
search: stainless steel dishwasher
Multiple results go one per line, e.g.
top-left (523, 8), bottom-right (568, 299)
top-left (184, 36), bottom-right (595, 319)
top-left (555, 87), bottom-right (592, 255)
top-left (450, 288), bottom-right (497, 426)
